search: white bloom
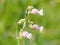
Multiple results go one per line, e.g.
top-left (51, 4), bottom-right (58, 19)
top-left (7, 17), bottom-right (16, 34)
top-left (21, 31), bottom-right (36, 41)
top-left (38, 9), bottom-right (43, 16)
top-left (39, 26), bottom-right (44, 32)
top-left (27, 33), bottom-right (32, 39)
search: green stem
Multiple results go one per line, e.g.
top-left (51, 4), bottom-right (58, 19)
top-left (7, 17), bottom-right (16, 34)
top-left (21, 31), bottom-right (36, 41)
top-left (22, 11), bottom-right (30, 45)
top-left (22, 12), bottom-right (29, 30)
top-left (23, 39), bottom-right (25, 45)
top-left (17, 38), bottom-right (20, 45)
top-left (16, 24), bottom-right (20, 45)
top-left (16, 9), bottom-right (30, 45)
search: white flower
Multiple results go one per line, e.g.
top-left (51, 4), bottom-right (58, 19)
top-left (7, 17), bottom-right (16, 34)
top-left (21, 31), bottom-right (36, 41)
top-left (39, 26), bottom-right (44, 32)
top-left (27, 33), bottom-right (32, 39)
top-left (38, 9), bottom-right (43, 16)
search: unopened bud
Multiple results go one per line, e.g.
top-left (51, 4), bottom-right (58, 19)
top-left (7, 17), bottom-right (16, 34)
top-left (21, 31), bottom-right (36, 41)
top-left (18, 19), bottom-right (25, 24)
top-left (27, 6), bottom-right (33, 11)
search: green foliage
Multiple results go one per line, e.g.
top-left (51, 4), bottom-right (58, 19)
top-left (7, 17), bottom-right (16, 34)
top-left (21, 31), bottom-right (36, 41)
top-left (0, 0), bottom-right (60, 45)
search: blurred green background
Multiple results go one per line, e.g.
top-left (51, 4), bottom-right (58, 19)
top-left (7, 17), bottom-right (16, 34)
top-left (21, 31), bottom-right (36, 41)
top-left (0, 0), bottom-right (60, 45)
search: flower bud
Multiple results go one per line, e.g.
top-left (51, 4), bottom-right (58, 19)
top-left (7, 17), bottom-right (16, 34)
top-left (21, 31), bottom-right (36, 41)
top-left (29, 24), bottom-right (33, 29)
top-left (20, 31), bottom-right (29, 37)
top-left (31, 9), bottom-right (39, 14)
top-left (19, 31), bottom-right (32, 39)
top-left (27, 6), bottom-right (33, 11)
top-left (32, 24), bottom-right (39, 30)
top-left (31, 8), bottom-right (43, 16)
top-left (18, 19), bottom-right (25, 24)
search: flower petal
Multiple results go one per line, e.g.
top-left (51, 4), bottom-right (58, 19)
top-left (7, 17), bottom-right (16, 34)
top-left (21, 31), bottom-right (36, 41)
top-left (38, 9), bottom-right (43, 16)
top-left (27, 33), bottom-right (32, 39)
top-left (39, 26), bottom-right (44, 32)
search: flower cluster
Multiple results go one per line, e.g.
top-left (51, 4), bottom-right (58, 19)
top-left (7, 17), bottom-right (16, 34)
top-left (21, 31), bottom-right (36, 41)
top-left (17, 6), bottom-right (44, 40)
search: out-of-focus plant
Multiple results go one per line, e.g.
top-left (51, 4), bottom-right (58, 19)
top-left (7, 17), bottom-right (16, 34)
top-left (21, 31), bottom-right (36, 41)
top-left (16, 6), bottom-right (44, 45)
